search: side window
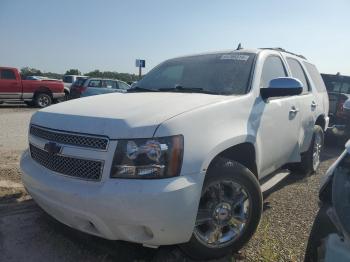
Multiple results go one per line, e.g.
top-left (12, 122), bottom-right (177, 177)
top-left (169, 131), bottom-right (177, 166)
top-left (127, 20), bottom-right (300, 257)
top-left (110, 81), bottom-right (119, 89)
top-left (88, 80), bottom-right (101, 87)
top-left (63, 76), bottom-right (73, 83)
top-left (341, 78), bottom-right (350, 94)
top-left (1, 69), bottom-right (16, 80)
top-left (103, 80), bottom-right (114, 88)
top-left (260, 56), bottom-right (287, 88)
top-left (286, 58), bottom-right (309, 93)
top-left (303, 62), bottom-right (327, 93)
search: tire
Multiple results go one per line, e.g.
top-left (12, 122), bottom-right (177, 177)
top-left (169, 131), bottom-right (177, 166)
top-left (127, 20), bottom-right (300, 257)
top-left (179, 158), bottom-right (263, 260)
top-left (290, 125), bottom-right (324, 175)
top-left (63, 91), bottom-right (70, 101)
top-left (304, 204), bottom-right (337, 262)
top-left (35, 93), bottom-right (52, 108)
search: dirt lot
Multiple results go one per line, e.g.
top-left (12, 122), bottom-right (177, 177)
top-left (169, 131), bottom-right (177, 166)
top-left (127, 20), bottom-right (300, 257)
top-left (0, 104), bottom-right (344, 262)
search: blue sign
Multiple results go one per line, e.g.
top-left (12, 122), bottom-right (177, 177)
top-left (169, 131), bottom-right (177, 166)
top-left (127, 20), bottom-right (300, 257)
top-left (135, 59), bottom-right (145, 68)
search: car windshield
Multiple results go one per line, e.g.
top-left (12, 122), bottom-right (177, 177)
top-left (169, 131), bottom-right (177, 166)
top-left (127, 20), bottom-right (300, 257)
top-left (136, 52), bottom-right (256, 95)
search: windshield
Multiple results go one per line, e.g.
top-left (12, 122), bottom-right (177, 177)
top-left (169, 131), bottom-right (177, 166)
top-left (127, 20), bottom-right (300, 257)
top-left (137, 52), bottom-right (256, 95)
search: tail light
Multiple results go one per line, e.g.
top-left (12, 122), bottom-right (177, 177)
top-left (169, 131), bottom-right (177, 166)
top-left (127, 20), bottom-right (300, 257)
top-left (73, 85), bottom-right (87, 94)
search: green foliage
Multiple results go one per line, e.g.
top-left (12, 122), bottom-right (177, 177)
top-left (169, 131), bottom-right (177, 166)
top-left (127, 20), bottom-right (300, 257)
top-left (42, 72), bottom-right (63, 79)
top-left (65, 69), bottom-right (81, 75)
top-left (85, 69), bottom-right (139, 83)
top-left (20, 67), bottom-right (43, 77)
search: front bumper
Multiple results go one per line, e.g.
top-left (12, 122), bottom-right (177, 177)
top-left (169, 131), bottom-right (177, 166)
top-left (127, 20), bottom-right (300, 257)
top-left (20, 150), bottom-right (204, 246)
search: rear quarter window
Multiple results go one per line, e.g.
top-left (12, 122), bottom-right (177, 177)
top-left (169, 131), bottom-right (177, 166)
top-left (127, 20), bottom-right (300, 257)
top-left (88, 80), bottom-right (102, 87)
top-left (303, 62), bottom-right (327, 93)
top-left (1, 69), bottom-right (16, 80)
top-left (286, 58), bottom-right (310, 93)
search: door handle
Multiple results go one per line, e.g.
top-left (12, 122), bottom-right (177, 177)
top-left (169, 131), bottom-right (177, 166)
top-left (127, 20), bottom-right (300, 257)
top-left (311, 101), bottom-right (317, 109)
top-left (289, 106), bottom-right (299, 114)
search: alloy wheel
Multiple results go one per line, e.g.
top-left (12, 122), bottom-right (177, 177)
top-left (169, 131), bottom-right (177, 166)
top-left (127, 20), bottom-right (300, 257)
top-left (38, 95), bottom-right (50, 107)
top-left (194, 180), bottom-right (251, 248)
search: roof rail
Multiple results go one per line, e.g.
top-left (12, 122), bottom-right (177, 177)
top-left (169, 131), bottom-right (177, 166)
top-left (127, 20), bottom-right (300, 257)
top-left (260, 47), bottom-right (307, 60)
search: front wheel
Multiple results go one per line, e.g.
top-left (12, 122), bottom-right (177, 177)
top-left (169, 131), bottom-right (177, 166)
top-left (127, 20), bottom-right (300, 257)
top-left (179, 159), bottom-right (262, 260)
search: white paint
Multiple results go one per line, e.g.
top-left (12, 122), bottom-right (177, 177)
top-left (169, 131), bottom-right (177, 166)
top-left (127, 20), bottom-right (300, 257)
top-left (22, 49), bottom-right (329, 247)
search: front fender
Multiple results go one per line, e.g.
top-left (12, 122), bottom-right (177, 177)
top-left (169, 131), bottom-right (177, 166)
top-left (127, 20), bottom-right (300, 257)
top-left (200, 135), bottom-right (256, 172)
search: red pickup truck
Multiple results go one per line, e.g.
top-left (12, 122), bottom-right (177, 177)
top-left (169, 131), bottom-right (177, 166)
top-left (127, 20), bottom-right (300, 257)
top-left (0, 67), bottom-right (64, 107)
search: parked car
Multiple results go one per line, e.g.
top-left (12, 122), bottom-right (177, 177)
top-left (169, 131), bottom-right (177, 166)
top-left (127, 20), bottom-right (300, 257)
top-left (21, 48), bottom-right (328, 260)
top-left (0, 67), bottom-right (64, 107)
top-left (62, 75), bottom-right (88, 100)
top-left (305, 138), bottom-right (350, 261)
top-left (69, 78), bottom-right (130, 99)
top-left (322, 73), bottom-right (350, 137)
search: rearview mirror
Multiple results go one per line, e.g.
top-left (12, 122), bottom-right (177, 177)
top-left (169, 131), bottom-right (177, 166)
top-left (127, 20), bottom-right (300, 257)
top-left (343, 99), bottom-right (350, 111)
top-left (261, 77), bottom-right (303, 100)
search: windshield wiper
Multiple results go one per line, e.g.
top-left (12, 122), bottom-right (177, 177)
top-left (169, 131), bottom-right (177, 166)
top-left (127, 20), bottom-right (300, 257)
top-left (158, 85), bottom-right (218, 94)
top-left (127, 86), bottom-right (158, 93)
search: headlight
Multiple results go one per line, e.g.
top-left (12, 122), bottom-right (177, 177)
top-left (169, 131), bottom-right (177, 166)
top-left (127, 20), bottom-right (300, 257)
top-left (110, 135), bottom-right (184, 179)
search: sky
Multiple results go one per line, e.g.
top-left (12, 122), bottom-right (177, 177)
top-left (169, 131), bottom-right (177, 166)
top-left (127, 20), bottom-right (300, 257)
top-left (1, 0), bottom-right (349, 75)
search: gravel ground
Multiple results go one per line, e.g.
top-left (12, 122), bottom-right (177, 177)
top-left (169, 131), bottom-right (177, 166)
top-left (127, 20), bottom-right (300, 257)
top-left (0, 106), bottom-right (344, 262)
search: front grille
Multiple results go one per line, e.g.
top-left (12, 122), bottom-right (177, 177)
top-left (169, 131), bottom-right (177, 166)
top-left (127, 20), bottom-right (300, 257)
top-left (30, 144), bottom-right (103, 181)
top-left (30, 125), bottom-right (109, 150)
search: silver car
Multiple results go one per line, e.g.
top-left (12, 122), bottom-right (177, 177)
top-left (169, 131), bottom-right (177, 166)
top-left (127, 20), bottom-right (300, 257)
top-left (69, 78), bottom-right (130, 99)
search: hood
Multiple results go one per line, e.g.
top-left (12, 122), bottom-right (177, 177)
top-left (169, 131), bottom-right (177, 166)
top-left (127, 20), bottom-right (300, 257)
top-left (31, 92), bottom-right (226, 138)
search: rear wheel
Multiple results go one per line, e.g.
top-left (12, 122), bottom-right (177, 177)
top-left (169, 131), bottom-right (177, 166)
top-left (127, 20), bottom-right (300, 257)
top-left (64, 90), bottom-right (70, 101)
top-left (179, 159), bottom-right (262, 260)
top-left (290, 125), bottom-right (324, 175)
top-left (35, 93), bottom-right (52, 108)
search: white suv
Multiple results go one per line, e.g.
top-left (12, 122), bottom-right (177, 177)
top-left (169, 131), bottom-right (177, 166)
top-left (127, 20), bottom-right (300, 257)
top-left (21, 48), bottom-right (329, 260)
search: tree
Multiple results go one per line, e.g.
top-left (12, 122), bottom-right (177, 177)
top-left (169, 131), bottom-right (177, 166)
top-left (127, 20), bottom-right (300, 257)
top-left (85, 69), bottom-right (138, 83)
top-left (20, 67), bottom-right (42, 78)
top-left (86, 70), bottom-right (101, 78)
top-left (65, 69), bottom-right (81, 75)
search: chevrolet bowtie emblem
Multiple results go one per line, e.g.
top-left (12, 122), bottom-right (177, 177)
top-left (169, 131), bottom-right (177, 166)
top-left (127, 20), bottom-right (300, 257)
top-left (44, 142), bottom-right (62, 155)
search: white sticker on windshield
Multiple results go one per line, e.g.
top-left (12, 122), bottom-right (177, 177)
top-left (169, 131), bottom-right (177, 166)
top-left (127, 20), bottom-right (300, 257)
top-left (221, 54), bottom-right (250, 61)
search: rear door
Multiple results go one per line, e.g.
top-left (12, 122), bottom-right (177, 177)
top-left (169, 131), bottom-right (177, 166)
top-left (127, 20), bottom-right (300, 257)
top-left (285, 57), bottom-right (315, 153)
top-left (0, 69), bottom-right (22, 99)
top-left (257, 55), bottom-right (302, 176)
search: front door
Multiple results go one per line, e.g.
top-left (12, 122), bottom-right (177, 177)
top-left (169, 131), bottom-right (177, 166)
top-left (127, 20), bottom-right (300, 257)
top-left (256, 55), bottom-right (301, 177)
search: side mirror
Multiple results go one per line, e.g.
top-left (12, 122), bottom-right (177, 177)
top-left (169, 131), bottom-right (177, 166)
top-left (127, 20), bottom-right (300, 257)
top-left (260, 77), bottom-right (303, 100)
top-left (343, 99), bottom-right (350, 111)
